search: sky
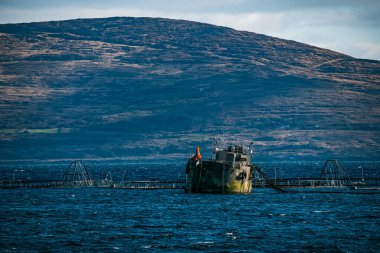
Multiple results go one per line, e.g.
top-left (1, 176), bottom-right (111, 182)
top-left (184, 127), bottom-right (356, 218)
top-left (1, 0), bottom-right (379, 60)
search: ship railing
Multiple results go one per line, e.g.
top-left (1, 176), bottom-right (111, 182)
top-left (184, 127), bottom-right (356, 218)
top-left (201, 159), bottom-right (248, 167)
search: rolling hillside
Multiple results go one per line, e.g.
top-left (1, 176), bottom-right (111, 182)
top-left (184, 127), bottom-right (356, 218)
top-left (0, 17), bottom-right (379, 161)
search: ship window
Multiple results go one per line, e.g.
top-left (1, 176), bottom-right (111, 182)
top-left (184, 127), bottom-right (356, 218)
top-left (216, 151), bottom-right (226, 161)
top-left (227, 153), bottom-right (235, 162)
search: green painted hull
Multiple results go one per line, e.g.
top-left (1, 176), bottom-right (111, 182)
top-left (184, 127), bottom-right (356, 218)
top-left (185, 160), bottom-right (253, 194)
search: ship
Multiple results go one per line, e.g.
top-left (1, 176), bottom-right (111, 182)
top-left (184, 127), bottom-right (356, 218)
top-left (185, 144), bottom-right (254, 194)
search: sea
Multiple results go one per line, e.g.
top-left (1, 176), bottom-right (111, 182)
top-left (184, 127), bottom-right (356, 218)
top-left (1, 161), bottom-right (379, 252)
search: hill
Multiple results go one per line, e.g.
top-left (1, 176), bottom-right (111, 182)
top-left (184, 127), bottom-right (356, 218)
top-left (0, 17), bottom-right (379, 161)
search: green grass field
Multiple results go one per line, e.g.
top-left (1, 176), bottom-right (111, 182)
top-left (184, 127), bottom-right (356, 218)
top-left (0, 128), bottom-right (71, 134)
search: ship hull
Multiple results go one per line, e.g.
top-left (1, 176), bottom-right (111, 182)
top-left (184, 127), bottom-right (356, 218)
top-left (185, 160), bottom-right (253, 194)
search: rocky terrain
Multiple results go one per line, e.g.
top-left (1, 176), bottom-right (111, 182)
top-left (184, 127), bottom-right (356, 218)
top-left (0, 17), bottom-right (379, 161)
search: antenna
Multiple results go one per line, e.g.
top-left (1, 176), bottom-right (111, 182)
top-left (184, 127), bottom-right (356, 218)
top-left (249, 141), bottom-right (254, 154)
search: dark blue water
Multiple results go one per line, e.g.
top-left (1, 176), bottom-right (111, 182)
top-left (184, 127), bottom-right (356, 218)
top-left (1, 162), bottom-right (380, 252)
top-left (1, 160), bottom-right (379, 182)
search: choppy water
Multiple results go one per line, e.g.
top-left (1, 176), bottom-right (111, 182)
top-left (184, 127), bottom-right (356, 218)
top-left (1, 160), bottom-right (379, 182)
top-left (1, 162), bottom-right (380, 252)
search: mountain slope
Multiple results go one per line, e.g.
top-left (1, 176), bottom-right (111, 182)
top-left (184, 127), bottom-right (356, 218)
top-left (0, 17), bottom-right (379, 161)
